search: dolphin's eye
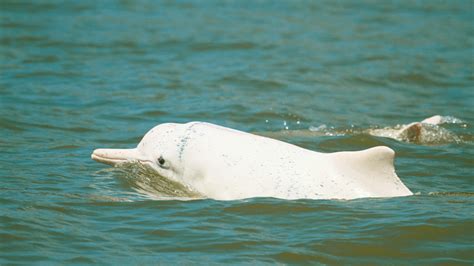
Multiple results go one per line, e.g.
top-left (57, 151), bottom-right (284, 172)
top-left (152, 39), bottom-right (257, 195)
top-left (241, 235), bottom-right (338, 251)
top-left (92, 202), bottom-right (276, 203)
top-left (158, 156), bottom-right (165, 165)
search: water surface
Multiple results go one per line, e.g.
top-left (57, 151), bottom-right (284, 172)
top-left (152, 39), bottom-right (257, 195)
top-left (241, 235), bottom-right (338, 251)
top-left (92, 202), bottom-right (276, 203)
top-left (1, 0), bottom-right (473, 264)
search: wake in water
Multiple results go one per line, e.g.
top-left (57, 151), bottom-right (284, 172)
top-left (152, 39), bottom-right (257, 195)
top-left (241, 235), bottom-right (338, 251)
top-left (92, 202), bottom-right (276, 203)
top-left (260, 115), bottom-right (468, 145)
top-left (116, 163), bottom-right (203, 200)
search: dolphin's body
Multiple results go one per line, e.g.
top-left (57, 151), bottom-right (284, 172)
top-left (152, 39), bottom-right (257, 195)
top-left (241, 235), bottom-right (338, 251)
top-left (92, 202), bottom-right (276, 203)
top-left (92, 122), bottom-right (413, 200)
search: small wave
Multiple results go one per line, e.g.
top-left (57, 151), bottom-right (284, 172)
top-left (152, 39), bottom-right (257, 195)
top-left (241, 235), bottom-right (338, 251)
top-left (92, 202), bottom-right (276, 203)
top-left (309, 124), bottom-right (327, 132)
top-left (190, 42), bottom-right (257, 52)
top-left (388, 73), bottom-right (466, 88)
top-left (428, 192), bottom-right (474, 197)
top-left (308, 124), bottom-right (348, 137)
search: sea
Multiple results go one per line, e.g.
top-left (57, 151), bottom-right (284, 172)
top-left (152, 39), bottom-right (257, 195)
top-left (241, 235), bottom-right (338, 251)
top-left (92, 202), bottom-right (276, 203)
top-left (1, 0), bottom-right (473, 264)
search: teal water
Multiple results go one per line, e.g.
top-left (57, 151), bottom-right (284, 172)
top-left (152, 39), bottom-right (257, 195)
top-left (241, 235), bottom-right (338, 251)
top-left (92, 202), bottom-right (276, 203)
top-left (1, 0), bottom-right (473, 264)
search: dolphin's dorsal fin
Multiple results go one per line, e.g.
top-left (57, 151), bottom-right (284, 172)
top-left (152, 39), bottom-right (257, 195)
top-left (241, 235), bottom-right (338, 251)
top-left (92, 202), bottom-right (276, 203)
top-left (330, 146), bottom-right (412, 198)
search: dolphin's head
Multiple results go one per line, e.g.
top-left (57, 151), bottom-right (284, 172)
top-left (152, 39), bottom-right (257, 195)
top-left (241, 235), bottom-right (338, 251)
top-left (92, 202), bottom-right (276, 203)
top-left (91, 123), bottom-right (186, 181)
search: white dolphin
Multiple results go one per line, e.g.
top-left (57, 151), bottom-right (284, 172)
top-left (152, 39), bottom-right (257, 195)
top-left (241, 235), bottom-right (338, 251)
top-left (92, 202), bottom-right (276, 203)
top-left (369, 115), bottom-right (443, 142)
top-left (260, 115), bottom-right (452, 144)
top-left (92, 122), bottom-right (413, 200)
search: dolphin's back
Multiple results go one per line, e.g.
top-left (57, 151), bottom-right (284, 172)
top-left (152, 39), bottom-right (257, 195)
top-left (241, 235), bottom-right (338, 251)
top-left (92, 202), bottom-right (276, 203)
top-left (180, 122), bottom-right (412, 200)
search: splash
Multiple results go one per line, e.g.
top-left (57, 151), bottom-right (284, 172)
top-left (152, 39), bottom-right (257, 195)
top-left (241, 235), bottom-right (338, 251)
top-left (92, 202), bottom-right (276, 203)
top-left (367, 115), bottom-right (465, 144)
top-left (261, 115), bottom-right (468, 145)
top-left (305, 115), bottom-right (467, 144)
top-left (367, 123), bottom-right (462, 144)
top-left (435, 116), bottom-right (465, 124)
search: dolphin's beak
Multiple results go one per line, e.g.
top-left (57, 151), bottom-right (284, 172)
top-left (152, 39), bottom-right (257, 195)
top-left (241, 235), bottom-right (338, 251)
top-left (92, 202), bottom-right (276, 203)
top-left (91, 148), bottom-right (143, 166)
